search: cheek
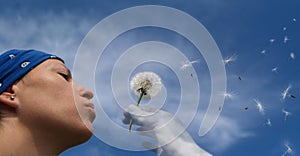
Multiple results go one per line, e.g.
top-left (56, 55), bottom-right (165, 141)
top-left (17, 77), bottom-right (86, 132)
top-left (20, 74), bottom-right (73, 108)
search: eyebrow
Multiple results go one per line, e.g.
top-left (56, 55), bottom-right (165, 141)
top-left (56, 64), bottom-right (72, 76)
top-left (64, 66), bottom-right (72, 77)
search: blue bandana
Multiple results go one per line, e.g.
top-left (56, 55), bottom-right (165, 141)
top-left (0, 49), bottom-right (64, 94)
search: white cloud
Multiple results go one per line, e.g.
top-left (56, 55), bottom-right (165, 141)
top-left (0, 11), bottom-right (92, 66)
top-left (197, 115), bottom-right (254, 153)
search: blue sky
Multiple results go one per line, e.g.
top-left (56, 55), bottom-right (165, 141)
top-left (0, 0), bottom-right (299, 156)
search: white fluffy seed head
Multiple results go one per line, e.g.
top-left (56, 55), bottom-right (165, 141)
top-left (130, 71), bottom-right (162, 98)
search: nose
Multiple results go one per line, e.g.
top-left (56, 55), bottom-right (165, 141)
top-left (75, 82), bottom-right (94, 100)
top-left (82, 88), bottom-right (94, 100)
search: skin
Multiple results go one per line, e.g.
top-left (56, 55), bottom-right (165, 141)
top-left (0, 59), bottom-right (95, 155)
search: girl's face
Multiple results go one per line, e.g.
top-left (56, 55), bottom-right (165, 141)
top-left (15, 59), bottom-right (95, 147)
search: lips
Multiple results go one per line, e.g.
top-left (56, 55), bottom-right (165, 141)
top-left (85, 103), bottom-right (95, 109)
top-left (84, 103), bottom-right (96, 120)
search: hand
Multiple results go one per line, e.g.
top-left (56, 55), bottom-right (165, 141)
top-left (123, 104), bottom-right (212, 156)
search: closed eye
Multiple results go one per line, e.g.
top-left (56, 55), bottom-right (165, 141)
top-left (59, 73), bottom-right (71, 81)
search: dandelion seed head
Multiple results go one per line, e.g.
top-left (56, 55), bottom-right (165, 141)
top-left (130, 71), bottom-right (162, 98)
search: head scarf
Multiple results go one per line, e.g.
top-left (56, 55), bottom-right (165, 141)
top-left (0, 49), bottom-right (64, 94)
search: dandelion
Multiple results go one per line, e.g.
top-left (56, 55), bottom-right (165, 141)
top-left (130, 72), bottom-right (162, 98)
top-left (180, 60), bottom-right (199, 70)
top-left (254, 99), bottom-right (265, 115)
top-left (282, 142), bottom-right (294, 156)
top-left (281, 85), bottom-right (292, 100)
top-left (223, 54), bottom-right (237, 65)
top-left (128, 71), bottom-right (162, 132)
top-left (282, 108), bottom-right (292, 122)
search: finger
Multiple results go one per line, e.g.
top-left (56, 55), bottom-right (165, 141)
top-left (126, 105), bottom-right (150, 125)
top-left (136, 127), bottom-right (156, 138)
top-left (123, 110), bottom-right (131, 118)
top-left (122, 108), bottom-right (133, 123)
top-left (122, 116), bottom-right (131, 124)
top-left (138, 105), bottom-right (159, 113)
top-left (122, 116), bottom-right (144, 126)
top-left (127, 104), bottom-right (155, 116)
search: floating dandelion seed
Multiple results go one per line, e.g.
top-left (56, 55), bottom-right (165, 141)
top-left (290, 52), bottom-right (295, 60)
top-left (223, 54), bottom-right (237, 65)
top-left (283, 27), bottom-right (287, 31)
top-left (254, 99), bottom-right (265, 115)
top-left (261, 49), bottom-right (267, 55)
top-left (223, 91), bottom-right (235, 100)
top-left (272, 67), bottom-right (278, 73)
top-left (282, 108), bottom-right (292, 122)
top-left (269, 38), bottom-right (275, 44)
top-left (282, 142), bottom-right (294, 156)
top-left (292, 18), bottom-right (296, 22)
top-left (180, 60), bottom-right (199, 70)
top-left (128, 71), bottom-right (162, 132)
top-left (284, 36), bottom-right (291, 43)
top-left (281, 85), bottom-right (292, 100)
top-left (264, 118), bottom-right (272, 127)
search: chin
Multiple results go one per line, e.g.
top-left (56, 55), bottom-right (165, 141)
top-left (59, 127), bottom-right (94, 154)
top-left (70, 128), bottom-right (94, 147)
top-left (83, 119), bottom-right (95, 133)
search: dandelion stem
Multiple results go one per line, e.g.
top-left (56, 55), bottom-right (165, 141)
top-left (128, 89), bottom-right (145, 132)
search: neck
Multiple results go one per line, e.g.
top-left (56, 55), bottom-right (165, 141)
top-left (0, 118), bottom-right (63, 155)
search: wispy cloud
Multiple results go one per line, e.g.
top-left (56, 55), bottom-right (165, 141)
top-left (0, 11), bottom-right (92, 66)
top-left (197, 115), bottom-right (254, 153)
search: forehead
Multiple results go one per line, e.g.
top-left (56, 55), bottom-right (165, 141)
top-left (27, 59), bottom-right (67, 76)
top-left (37, 59), bottom-right (66, 70)
top-left (18, 59), bottom-right (68, 84)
